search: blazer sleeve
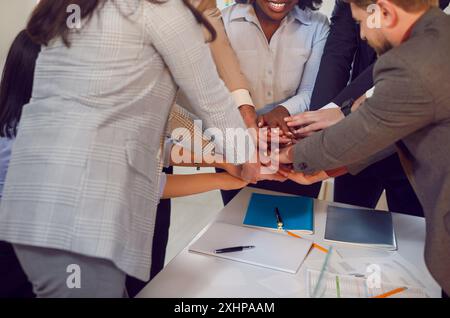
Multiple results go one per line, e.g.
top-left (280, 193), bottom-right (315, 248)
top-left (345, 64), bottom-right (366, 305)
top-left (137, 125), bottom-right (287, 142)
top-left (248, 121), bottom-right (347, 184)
top-left (145, 1), bottom-right (249, 163)
top-left (309, 0), bottom-right (359, 110)
top-left (292, 51), bottom-right (435, 174)
top-left (164, 104), bottom-right (216, 167)
top-left (332, 63), bottom-right (375, 106)
top-left (439, 0), bottom-right (450, 10)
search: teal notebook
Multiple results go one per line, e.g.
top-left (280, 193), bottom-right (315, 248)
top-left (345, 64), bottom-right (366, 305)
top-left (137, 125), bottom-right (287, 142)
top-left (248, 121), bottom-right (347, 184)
top-left (243, 193), bottom-right (314, 234)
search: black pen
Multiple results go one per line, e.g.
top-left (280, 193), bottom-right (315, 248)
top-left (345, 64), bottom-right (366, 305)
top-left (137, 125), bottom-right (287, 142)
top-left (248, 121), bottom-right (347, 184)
top-left (275, 207), bottom-right (284, 230)
top-left (214, 246), bottom-right (255, 254)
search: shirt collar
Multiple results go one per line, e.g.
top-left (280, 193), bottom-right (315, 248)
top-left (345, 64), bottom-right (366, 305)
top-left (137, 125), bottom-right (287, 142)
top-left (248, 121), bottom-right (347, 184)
top-left (291, 5), bottom-right (312, 25)
top-left (229, 4), bottom-right (312, 26)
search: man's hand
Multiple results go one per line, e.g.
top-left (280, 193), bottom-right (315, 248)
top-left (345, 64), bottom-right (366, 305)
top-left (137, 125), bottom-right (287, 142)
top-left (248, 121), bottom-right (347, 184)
top-left (285, 108), bottom-right (344, 138)
top-left (257, 105), bottom-right (295, 139)
top-left (277, 144), bottom-right (295, 164)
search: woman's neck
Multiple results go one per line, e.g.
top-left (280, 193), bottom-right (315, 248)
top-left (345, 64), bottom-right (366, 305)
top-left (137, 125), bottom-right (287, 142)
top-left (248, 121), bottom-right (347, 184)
top-left (253, 5), bottom-right (282, 43)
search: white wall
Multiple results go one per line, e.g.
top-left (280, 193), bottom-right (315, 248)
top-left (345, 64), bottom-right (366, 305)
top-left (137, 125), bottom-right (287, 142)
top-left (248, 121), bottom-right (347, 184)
top-left (0, 0), bottom-right (37, 70)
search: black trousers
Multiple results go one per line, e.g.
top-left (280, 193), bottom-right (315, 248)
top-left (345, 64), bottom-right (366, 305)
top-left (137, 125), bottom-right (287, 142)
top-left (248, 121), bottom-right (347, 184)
top-left (334, 154), bottom-right (424, 217)
top-left (125, 167), bottom-right (173, 298)
top-left (218, 168), bottom-right (322, 206)
top-left (0, 241), bottom-right (35, 298)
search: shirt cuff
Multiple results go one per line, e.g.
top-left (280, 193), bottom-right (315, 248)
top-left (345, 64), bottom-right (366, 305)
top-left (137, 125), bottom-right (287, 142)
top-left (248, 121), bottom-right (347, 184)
top-left (320, 102), bottom-right (340, 110)
top-left (232, 89), bottom-right (255, 108)
top-left (366, 86), bottom-right (375, 98)
top-left (280, 95), bottom-right (309, 115)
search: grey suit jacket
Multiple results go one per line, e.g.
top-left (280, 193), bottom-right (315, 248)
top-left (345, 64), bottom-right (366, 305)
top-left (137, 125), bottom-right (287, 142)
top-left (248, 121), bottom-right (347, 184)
top-left (0, 0), bottom-right (246, 281)
top-left (293, 8), bottom-right (450, 293)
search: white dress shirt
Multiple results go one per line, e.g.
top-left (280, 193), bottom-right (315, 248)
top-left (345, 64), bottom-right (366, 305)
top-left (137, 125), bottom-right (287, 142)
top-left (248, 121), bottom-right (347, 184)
top-left (222, 4), bottom-right (330, 114)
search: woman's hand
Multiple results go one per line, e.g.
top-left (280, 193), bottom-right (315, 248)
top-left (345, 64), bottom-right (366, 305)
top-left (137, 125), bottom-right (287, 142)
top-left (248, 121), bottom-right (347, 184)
top-left (257, 105), bottom-right (295, 139)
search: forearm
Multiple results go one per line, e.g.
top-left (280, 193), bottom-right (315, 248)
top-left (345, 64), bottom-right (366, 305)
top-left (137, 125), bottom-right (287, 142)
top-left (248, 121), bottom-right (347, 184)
top-left (162, 172), bottom-right (245, 199)
top-left (332, 64), bottom-right (375, 106)
top-left (309, 1), bottom-right (359, 110)
top-left (168, 144), bottom-right (232, 170)
top-left (204, 8), bottom-right (252, 94)
top-left (283, 18), bottom-right (329, 115)
top-left (347, 146), bottom-right (396, 175)
top-left (146, 1), bottom-right (248, 163)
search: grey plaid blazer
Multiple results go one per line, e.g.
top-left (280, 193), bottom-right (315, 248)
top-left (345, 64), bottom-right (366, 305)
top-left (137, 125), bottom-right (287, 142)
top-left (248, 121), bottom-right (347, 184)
top-left (0, 0), bottom-right (245, 281)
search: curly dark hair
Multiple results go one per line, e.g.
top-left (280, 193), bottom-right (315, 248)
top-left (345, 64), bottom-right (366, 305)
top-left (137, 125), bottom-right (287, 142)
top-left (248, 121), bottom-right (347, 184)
top-left (298, 0), bottom-right (323, 10)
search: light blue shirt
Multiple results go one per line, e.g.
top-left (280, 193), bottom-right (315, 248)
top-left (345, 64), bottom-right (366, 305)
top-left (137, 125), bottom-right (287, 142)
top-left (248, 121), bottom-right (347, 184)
top-left (222, 4), bottom-right (330, 114)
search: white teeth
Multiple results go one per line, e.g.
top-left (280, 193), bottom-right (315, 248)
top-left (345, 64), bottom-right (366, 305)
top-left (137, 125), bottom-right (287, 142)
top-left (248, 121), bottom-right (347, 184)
top-left (268, 1), bottom-right (286, 10)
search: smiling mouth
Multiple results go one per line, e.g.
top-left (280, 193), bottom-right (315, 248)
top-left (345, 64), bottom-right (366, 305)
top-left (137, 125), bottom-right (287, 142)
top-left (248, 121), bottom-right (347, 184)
top-left (267, 1), bottom-right (287, 13)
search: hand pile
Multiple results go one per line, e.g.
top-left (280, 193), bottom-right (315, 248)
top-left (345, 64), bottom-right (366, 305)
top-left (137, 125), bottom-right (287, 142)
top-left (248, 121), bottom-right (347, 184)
top-left (236, 105), bottom-right (345, 185)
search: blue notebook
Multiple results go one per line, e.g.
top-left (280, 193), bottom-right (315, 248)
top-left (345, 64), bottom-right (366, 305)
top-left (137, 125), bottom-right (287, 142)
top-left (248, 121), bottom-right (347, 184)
top-left (243, 193), bottom-right (314, 234)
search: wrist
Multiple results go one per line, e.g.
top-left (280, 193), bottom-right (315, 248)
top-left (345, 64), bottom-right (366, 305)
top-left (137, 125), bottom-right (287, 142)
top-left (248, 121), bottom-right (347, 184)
top-left (288, 146), bottom-right (294, 163)
top-left (216, 173), bottom-right (232, 190)
top-left (239, 104), bottom-right (258, 128)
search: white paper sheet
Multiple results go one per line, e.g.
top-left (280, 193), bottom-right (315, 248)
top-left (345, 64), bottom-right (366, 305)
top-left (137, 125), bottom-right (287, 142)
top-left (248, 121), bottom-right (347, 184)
top-left (189, 222), bottom-right (313, 274)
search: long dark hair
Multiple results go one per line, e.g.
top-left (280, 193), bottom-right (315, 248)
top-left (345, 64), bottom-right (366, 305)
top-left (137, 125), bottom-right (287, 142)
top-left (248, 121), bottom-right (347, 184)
top-left (27, 0), bottom-right (217, 47)
top-left (0, 31), bottom-right (41, 138)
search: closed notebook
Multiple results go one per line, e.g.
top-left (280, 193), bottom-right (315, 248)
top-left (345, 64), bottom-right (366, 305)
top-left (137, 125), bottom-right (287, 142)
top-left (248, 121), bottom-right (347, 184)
top-left (324, 206), bottom-right (397, 250)
top-left (243, 193), bottom-right (314, 234)
top-left (189, 222), bottom-right (312, 274)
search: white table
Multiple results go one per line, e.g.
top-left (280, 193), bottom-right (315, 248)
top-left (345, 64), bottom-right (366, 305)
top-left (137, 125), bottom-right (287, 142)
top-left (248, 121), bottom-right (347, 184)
top-left (137, 188), bottom-right (440, 298)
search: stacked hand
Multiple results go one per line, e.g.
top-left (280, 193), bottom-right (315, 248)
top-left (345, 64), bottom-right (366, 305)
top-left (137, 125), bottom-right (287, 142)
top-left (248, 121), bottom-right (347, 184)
top-left (284, 108), bottom-right (344, 138)
top-left (235, 105), bottom-right (332, 186)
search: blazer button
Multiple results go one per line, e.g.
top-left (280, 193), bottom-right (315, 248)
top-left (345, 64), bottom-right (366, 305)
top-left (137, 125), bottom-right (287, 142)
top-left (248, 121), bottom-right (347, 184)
top-left (297, 162), bottom-right (308, 170)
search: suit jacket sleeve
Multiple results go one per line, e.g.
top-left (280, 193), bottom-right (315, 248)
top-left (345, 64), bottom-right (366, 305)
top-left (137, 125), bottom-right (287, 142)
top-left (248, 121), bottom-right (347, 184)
top-left (347, 145), bottom-right (396, 175)
top-left (332, 63), bottom-right (374, 106)
top-left (309, 1), bottom-right (359, 110)
top-left (439, 0), bottom-right (450, 10)
top-left (292, 51), bottom-right (435, 174)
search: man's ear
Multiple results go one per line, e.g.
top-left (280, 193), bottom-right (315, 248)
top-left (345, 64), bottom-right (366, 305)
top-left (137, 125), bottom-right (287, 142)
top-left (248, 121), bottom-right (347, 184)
top-left (378, 0), bottom-right (399, 28)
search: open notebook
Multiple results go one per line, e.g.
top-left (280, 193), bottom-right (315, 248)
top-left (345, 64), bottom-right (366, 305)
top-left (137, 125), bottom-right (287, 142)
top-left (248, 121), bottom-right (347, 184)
top-left (243, 193), bottom-right (314, 234)
top-left (324, 205), bottom-right (397, 250)
top-left (189, 222), bottom-right (312, 274)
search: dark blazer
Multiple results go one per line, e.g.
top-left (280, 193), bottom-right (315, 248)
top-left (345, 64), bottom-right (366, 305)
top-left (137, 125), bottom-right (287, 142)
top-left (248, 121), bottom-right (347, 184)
top-left (310, 0), bottom-right (449, 108)
top-left (294, 8), bottom-right (450, 293)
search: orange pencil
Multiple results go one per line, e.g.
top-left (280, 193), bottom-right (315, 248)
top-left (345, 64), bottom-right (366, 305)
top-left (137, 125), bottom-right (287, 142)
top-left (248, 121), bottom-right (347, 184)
top-left (286, 231), bottom-right (329, 254)
top-left (372, 287), bottom-right (408, 298)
